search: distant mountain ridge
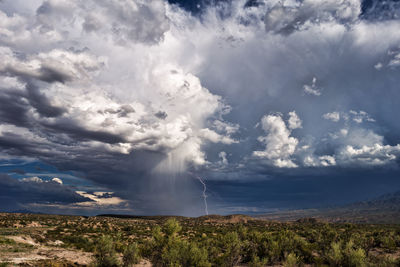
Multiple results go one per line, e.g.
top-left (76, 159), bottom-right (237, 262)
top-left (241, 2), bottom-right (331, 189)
top-left (256, 190), bottom-right (400, 224)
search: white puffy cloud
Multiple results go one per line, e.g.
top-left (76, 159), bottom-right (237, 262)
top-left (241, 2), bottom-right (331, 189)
top-left (374, 62), bottom-right (383, 70)
top-left (75, 191), bottom-right (127, 207)
top-left (303, 155), bottom-right (336, 167)
top-left (22, 176), bottom-right (43, 183)
top-left (253, 113), bottom-right (299, 168)
top-left (199, 128), bottom-right (237, 145)
top-left (219, 151), bottom-right (228, 165)
top-left (51, 177), bottom-right (63, 184)
top-left (349, 110), bottom-right (375, 123)
top-left (388, 51), bottom-right (400, 68)
top-left (338, 144), bottom-right (400, 166)
top-left (264, 0), bottom-right (360, 35)
top-left (287, 111), bottom-right (302, 130)
top-left (318, 126), bottom-right (400, 167)
top-left (212, 120), bottom-right (240, 135)
top-left (303, 77), bottom-right (322, 96)
top-left (253, 111), bottom-right (400, 169)
top-left (322, 110), bottom-right (375, 124)
top-left (323, 112), bottom-right (341, 122)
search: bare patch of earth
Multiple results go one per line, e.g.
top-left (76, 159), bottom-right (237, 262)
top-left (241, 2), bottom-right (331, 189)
top-left (0, 235), bottom-right (92, 266)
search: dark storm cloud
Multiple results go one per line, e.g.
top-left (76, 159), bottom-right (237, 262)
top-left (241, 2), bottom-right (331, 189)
top-left (3, 64), bottom-right (72, 84)
top-left (361, 0), bottom-right (400, 20)
top-left (154, 111), bottom-right (168, 120)
top-left (244, 0), bottom-right (263, 8)
top-left (208, 168), bottom-right (400, 213)
top-left (102, 105), bottom-right (135, 118)
top-left (26, 82), bottom-right (66, 118)
top-left (0, 81), bottom-right (65, 124)
top-left (37, 149), bottom-right (203, 215)
top-left (10, 169), bottom-right (26, 175)
top-left (37, 65), bottom-right (72, 84)
top-left (40, 119), bottom-right (127, 144)
top-left (0, 89), bottom-right (31, 127)
top-left (0, 174), bottom-right (91, 211)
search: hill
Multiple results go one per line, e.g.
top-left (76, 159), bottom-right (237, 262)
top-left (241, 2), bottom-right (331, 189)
top-left (256, 190), bottom-right (400, 224)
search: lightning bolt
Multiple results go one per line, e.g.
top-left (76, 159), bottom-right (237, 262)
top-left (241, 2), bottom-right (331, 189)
top-left (195, 175), bottom-right (209, 215)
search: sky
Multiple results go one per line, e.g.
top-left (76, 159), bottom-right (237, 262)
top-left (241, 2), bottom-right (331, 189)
top-left (0, 0), bottom-right (400, 216)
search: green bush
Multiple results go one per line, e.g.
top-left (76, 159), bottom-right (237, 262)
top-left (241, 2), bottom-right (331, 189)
top-left (217, 232), bottom-right (242, 267)
top-left (183, 243), bottom-right (211, 267)
top-left (283, 253), bottom-right (300, 267)
top-left (381, 235), bottom-right (397, 251)
top-left (344, 240), bottom-right (367, 267)
top-left (248, 255), bottom-right (267, 267)
top-left (145, 218), bottom-right (211, 267)
top-left (326, 241), bottom-right (343, 266)
top-left (347, 247), bottom-right (367, 267)
top-left (123, 242), bottom-right (141, 266)
top-left (93, 235), bottom-right (120, 267)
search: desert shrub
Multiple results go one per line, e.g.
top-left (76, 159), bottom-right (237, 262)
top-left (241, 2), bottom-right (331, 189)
top-left (343, 240), bottom-right (367, 267)
top-left (93, 235), bottom-right (120, 267)
top-left (62, 235), bottom-right (94, 252)
top-left (182, 242), bottom-right (211, 267)
top-left (248, 255), bottom-right (267, 267)
top-left (0, 237), bottom-right (16, 245)
top-left (113, 232), bottom-right (126, 253)
top-left (164, 218), bottom-right (182, 236)
top-left (145, 218), bottom-right (210, 267)
top-left (275, 230), bottom-right (312, 263)
top-left (159, 238), bottom-right (186, 266)
top-left (326, 241), bottom-right (343, 266)
top-left (216, 232), bottom-right (242, 267)
top-left (122, 242), bottom-right (141, 266)
top-left (283, 252), bottom-right (300, 267)
top-left (347, 247), bottom-right (367, 267)
top-left (380, 235), bottom-right (397, 251)
top-left (372, 255), bottom-right (399, 267)
top-left (244, 231), bottom-right (281, 264)
top-left (25, 259), bottom-right (71, 267)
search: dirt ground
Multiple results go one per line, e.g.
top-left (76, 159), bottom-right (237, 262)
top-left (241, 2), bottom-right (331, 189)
top-left (0, 235), bottom-right (93, 266)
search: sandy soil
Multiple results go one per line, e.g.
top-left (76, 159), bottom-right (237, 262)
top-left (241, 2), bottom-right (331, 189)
top-left (134, 259), bottom-right (153, 266)
top-left (1, 235), bottom-right (93, 265)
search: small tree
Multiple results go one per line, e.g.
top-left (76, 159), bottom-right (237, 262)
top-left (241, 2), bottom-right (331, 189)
top-left (218, 232), bottom-right (242, 267)
top-left (184, 243), bottom-right (211, 267)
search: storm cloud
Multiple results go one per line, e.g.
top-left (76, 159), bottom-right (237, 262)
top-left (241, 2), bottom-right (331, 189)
top-left (0, 174), bottom-right (91, 211)
top-left (0, 0), bottom-right (400, 215)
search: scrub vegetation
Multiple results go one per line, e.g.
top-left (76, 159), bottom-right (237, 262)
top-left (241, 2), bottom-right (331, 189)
top-left (0, 213), bottom-right (400, 266)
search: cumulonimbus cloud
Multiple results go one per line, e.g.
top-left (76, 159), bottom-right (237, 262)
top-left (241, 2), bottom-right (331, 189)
top-left (1, 0), bottom-right (400, 215)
